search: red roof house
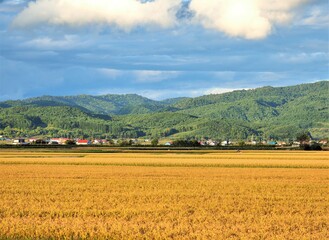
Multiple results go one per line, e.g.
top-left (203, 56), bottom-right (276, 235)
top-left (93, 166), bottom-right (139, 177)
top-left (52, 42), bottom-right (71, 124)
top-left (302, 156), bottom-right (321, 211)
top-left (76, 140), bottom-right (91, 145)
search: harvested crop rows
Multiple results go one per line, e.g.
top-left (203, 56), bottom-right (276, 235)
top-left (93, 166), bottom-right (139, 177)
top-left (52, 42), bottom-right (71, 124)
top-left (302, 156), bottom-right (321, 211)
top-left (0, 151), bottom-right (328, 239)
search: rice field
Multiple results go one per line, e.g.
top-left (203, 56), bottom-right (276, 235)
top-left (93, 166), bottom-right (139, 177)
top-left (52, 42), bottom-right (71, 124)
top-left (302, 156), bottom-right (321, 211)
top-left (0, 150), bottom-right (328, 239)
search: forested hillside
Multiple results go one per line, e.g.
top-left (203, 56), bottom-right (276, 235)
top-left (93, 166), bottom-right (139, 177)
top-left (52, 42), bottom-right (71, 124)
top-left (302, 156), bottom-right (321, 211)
top-left (0, 81), bottom-right (328, 140)
top-left (0, 94), bottom-right (184, 115)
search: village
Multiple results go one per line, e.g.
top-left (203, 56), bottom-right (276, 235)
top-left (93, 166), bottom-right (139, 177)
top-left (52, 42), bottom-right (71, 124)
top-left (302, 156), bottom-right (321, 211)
top-left (0, 135), bottom-right (327, 149)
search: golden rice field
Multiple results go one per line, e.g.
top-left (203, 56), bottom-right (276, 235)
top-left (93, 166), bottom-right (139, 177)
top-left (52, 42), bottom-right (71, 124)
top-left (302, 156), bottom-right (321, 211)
top-left (0, 150), bottom-right (328, 239)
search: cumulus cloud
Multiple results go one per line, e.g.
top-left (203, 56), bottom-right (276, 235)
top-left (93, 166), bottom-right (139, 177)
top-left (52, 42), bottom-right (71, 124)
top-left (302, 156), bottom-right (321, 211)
top-left (11, 0), bottom-right (315, 39)
top-left (189, 0), bottom-right (310, 39)
top-left (12, 0), bottom-right (181, 30)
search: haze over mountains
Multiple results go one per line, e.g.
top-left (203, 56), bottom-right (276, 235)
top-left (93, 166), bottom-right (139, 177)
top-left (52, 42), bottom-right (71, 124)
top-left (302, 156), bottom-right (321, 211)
top-left (0, 81), bottom-right (328, 140)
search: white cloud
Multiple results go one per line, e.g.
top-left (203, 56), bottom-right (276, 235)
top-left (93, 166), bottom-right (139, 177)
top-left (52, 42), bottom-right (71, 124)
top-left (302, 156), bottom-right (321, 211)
top-left (137, 88), bottom-right (205, 100)
top-left (133, 70), bottom-right (179, 83)
top-left (204, 87), bottom-right (246, 95)
top-left (10, 0), bottom-right (319, 40)
top-left (0, 0), bottom-right (28, 13)
top-left (253, 72), bottom-right (288, 83)
top-left (131, 86), bottom-right (250, 100)
top-left (138, 87), bottom-right (245, 100)
top-left (24, 35), bottom-right (83, 49)
top-left (212, 71), bottom-right (236, 80)
top-left (98, 68), bottom-right (179, 83)
top-left (274, 52), bottom-right (328, 64)
top-left (12, 0), bottom-right (181, 30)
top-left (94, 88), bottom-right (189, 100)
top-left (6, 0), bottom-right (27, 4)
top-left (98, 68), bottom-right (123, 79)
top-left (300, 7), bottom-right (329, 27)
top-left (189, 0), bottom-right (310, 39)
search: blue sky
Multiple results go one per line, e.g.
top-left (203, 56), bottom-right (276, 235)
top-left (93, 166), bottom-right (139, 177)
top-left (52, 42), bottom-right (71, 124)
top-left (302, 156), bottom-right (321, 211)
top-left (0, 0), bottom-right (328, 100)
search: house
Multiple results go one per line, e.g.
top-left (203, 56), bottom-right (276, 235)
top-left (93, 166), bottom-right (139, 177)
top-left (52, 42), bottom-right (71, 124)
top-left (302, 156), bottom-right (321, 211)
top-left (60, 138), bottom-right (70, 144)
top-left (276, 141), bottom-right (287, 146)
top-left (319, 139), bottom-right (328, 145)
top-left (93, 139), bottom-right (103, 145)
top-left (0, 135), bottom-right (7, 141)
top-left (49, 138), bottom-right (61, 144)
top-left (101, 139), bottom-right (109, 144)
top-left (199, 141), bottom-right (207, 146)
top-left (49, 138), bottom-right (62, 145)
top-left (207, 140), bottom-right (218, 146)
top-left (35, 139), bottom-right (47, 145)
top-left (221, 140), bottom-right (231, 146)
top-left (29, 138), bottom-right (47, 145)
top-left (292, 141), bottom-right (300, 147)
top-left (76, 140), bottom-right (91, 145)
top-left (12, 139), bottom-right (29, 145)
top-left (49, 138), bottom-right (70, 145)
top-left (29, 138), bottom-right (37, 143)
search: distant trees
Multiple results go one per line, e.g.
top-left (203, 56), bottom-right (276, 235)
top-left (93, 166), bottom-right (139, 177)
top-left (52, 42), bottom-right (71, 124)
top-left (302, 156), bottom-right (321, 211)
top-left (65, 140), bottom-right (76, 145)
top-left (172, 140), bottom-right (200, 147)
top-left (296, 132), bottom-right (322, 150)
top-left (238, 141), bottom-right (246, 146)
top-left (118, 139), bottom-right (133, 147)
top-left (151, 138), bottom-right (159, 146)
top-left (296, 132), bottom-right (311, 145)
top-left (302, 143), bottom-right (322, 151)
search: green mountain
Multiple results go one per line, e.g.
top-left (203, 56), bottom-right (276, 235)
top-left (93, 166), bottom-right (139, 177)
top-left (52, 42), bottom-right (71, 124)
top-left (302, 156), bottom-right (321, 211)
top-left (0, 81), bottom-right (328, 140)
top-left (0, 94), bottom-right (176, 115)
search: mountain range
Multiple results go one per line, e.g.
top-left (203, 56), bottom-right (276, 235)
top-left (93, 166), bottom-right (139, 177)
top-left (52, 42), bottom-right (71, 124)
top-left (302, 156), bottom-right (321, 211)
top-left (0, 81), bottom-right (328, 140)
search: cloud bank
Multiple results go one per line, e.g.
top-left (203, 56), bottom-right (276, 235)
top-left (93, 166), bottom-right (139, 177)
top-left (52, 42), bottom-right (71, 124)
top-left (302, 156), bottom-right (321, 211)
top-left (13, 0), bottom-right (312, 39)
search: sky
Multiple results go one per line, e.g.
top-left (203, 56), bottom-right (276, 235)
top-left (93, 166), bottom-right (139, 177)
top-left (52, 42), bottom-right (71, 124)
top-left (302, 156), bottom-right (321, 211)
top-left (0, 0), bottom-right (328, 100)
